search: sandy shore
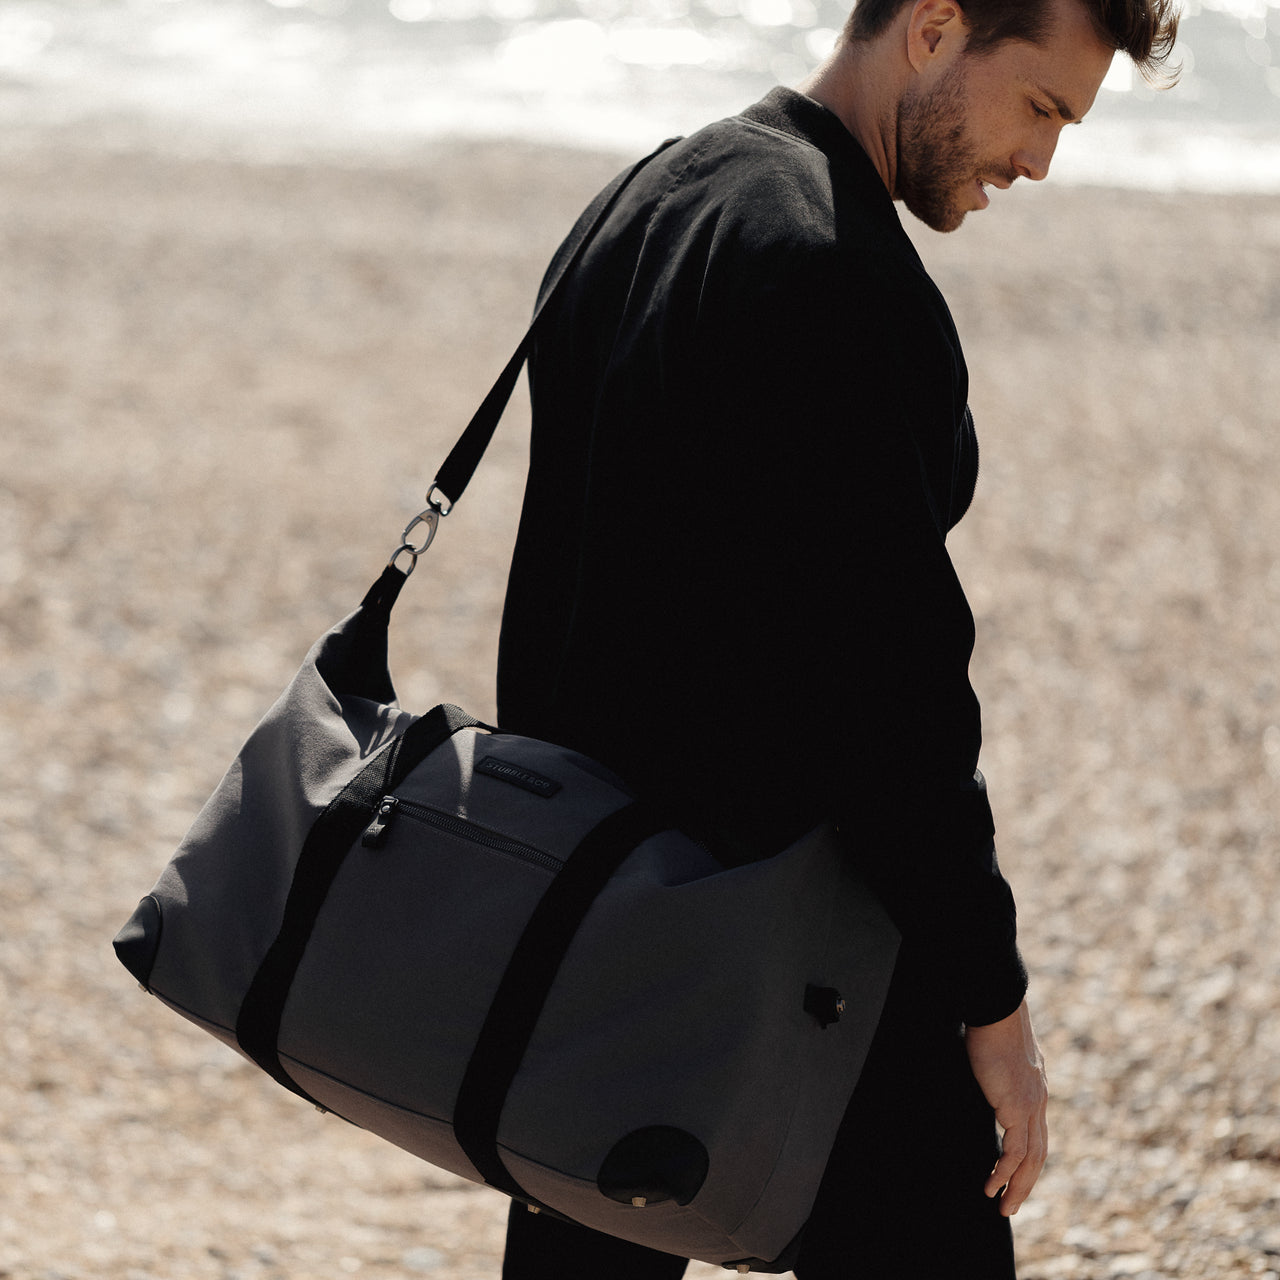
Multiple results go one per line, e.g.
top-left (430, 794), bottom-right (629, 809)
top-left (1, 124), bottom-right (1277, 1280)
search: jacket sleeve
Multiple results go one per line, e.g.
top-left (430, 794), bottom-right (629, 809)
top-left (688, 228), bottom-right (1028, 1027)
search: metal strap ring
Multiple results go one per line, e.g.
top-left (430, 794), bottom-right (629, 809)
top-left (426, 484), bottom-right (454, 517)
top-left (388, 545), bottom-right (419, 575)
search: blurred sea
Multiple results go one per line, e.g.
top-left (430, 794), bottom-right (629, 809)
top-left (0, 0), bottom-right (1277, 189)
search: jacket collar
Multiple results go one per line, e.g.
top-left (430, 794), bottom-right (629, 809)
top-left (739, 86), bottom-right (898, 224)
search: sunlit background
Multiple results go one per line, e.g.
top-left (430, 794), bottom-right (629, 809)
top-left (0, 0), bottom-right (1277, 188)
top-left (2, 0), bottom-right (1278, 1276)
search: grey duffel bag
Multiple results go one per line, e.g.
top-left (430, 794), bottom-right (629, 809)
top-left (114, 564), bottom-right (899, 1272)
top-left (112, 139), bottom-right (900, 1271)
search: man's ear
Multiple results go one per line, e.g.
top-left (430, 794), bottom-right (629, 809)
top-left (905, 0), bottom-right (968, 71)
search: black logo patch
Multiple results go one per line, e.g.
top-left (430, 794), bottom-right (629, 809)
top-left (476, 755), bottom-right (562, 798)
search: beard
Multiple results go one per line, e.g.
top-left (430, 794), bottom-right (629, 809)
top-left (896, 58), bottom-right (986, 233)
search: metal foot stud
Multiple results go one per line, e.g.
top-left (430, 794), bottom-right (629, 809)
top-left (631, 1197), bottom-right (647, 1208)
top-left (736, 1266), bottom-right (751, 1274)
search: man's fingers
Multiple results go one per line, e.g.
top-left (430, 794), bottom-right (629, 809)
top-left (984, 1143), bottom-right (1024, 1203)
top-left (998, 1156), bottom-right (1044, 1217)
top-left (985, 1113), bottom-right (1048, 1215)
top-left (967, 1001), bottom-right (1050, 1215)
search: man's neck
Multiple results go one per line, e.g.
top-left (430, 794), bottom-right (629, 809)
top-left (798, 42), bottom-right (898, 197)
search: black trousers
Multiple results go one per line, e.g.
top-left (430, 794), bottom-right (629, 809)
top-left (500, 949), bottom-right (1016, 1280)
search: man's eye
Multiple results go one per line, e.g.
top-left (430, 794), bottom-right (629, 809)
top-left (1031, 101), bottom-right (1052, 119)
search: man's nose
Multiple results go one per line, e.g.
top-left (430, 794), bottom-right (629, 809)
top-left (1013, 133), bottom-right (1060, 182)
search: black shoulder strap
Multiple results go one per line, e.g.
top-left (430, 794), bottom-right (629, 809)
top-left (430, 136), bottom-right (679, 509)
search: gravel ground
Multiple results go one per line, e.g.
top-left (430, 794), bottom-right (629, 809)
top-left (0, 128), bottom-right (1277, 1280)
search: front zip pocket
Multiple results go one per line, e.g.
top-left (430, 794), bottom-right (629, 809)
top-left (361, 795), bottom-right (564, 874)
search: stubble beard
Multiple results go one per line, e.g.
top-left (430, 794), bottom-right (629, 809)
top-left (896, 58), bottom-right (981, 233)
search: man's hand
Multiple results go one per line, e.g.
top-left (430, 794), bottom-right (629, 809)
top-left (964, 998), bottom-right (1049, 1217)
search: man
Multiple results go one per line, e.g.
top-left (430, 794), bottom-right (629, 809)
top-left (496, 0), bottom-right (1179, 1275)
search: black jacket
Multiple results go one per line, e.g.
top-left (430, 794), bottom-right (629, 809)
top-left (498, 88), bottom-right (1027, 1027)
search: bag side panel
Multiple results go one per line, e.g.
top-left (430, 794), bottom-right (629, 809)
top-left (140, 611), bottom-right (412, 1034)
top-left (723, 834), bottom-right (900, 1259)
top-left (500, 825), bottom-right (883, 1264)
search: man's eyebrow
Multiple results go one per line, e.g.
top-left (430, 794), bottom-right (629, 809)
top-left (1036, 84), bottom-right (1083, 122)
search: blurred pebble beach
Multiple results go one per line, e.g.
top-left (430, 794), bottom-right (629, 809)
top-left (1, 51), bottom-right (1279, 1280)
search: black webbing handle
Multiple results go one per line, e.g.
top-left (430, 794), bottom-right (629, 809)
top-left (431, 136), bottom-right (678, 510)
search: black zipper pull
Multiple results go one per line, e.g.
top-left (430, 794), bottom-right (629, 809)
top-left (362, 796), bottom-right (399, 848)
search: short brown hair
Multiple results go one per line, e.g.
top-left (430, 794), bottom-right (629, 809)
top-left (844, 0), bottom-right (1180, 82)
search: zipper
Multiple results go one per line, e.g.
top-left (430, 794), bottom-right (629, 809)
top-left (362, 796), bottom-right (400, 849)
top-left (360, 795), bottom-right (564, 874)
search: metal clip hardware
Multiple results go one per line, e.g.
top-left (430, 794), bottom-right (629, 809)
top-left (387, 509), bottom-right (439, 577)
top-left (386, 485), bottom-right (455, 576)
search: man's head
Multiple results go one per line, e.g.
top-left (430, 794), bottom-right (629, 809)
top-left (846, 0), bottom-right (1180, 84)
top-left (805, 0), bottom-right (1180, 232)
